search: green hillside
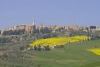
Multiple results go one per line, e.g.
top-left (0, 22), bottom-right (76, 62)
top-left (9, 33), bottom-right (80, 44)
top-left (0, 39), bottom-right (100, 67)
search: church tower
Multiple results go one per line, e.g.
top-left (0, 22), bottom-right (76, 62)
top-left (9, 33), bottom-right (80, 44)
top-left (32, 18), bottom-right (36, 33)
top-left (32, 18), bottom-right (35, 26)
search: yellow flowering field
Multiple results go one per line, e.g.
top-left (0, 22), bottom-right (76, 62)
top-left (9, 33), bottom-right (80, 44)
top-left (88, 48), bottom-right (100, 55)
top-left (29, 35), bottom-right (90, 48)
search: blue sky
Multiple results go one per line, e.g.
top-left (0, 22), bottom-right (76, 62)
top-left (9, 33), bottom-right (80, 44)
top-left (0, 0), bottom-right (100, 29)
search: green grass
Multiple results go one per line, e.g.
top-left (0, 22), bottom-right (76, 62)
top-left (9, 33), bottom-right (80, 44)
top-left (0, 39), bottom-right (100, 67)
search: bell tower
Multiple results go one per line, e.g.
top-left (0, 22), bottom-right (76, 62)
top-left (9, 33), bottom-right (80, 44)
top-left (32, 18), bottom-right (36, 33)
top-left (32, 18), bottom-right (35, 26)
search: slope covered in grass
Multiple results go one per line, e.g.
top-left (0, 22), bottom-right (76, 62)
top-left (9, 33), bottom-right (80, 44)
top-left (0, 39), bottom-right (100, 67)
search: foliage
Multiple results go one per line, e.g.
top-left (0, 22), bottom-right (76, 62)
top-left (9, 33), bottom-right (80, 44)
top-left (0, 37), bottom-right (11, 43)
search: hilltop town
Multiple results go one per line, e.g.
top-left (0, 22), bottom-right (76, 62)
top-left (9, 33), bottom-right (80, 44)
top-left (0, 20), bottom-right (100, 43)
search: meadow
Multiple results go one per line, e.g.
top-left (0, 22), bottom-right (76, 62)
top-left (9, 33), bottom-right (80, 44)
top-left (0, 37), bottom-right (100, 67)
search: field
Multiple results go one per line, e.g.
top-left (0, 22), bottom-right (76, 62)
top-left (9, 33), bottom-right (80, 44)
top-left (29, 35), bottom-right (89, 49)
top-left (88, 48), bottom-right (100, 55)
top-left (0, 39), bottom-right (100, 67)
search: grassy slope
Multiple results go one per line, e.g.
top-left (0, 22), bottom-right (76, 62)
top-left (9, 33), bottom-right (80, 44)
top-left (0, 40), bottom-right (100, 67)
